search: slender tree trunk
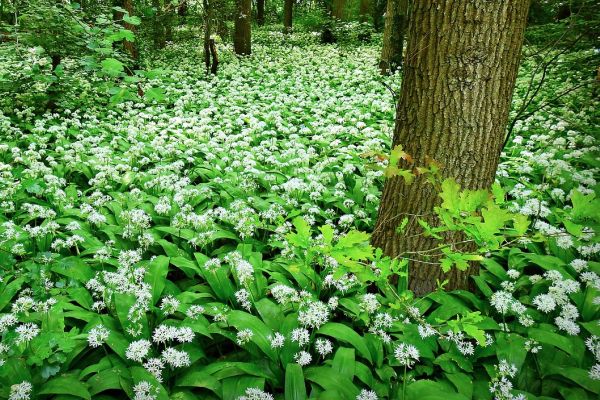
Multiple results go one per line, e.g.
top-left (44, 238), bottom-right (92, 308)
top-left (122, 0), bottom-right (138, 62)
top-left (165, 18), bottom-right (173, 42)
top-left (359, 0), bottom-right (370, 22)
top-left (379, 0), bottom-right (408, 75)
top-left (332, 0), bottom-right (345, 20)
top-left (372, 0), bottom-right (387, 31)
top-left (234, 0), bottom-right (251, 55)
top-left (283, 0), bottom-right (293, 33)
top-left (153, 0), bottom-right (166, 49)
top-left (203, 0), bottom-right (214, 73)
top-left (257, 0), bottom-right (265, 26)
top-left (371, 0), bottom-right (530, 296)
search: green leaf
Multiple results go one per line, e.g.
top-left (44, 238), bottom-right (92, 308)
top-left (440, 179), bottom-right (461, 212)
top-left (145, 255), bottom-right (169, 305)
top-left (528, 326), bottom-right (584, 360)
top-left (176, 371), bottom-right (222, 395)
top-left (101, 58), bottom-right (124, 77)
top-left (317, 323), bottom-right (372, 362)
top-left (123, 15), bottom-right (141, 26)
top-left (545, 365), bottom-right (600, 394)
top-left (39, 375), bottom-right (92, 399)
top-left (145, 87), bottom-right (165, 102)
top-left (227, 311), bottom-right (277, 361)
top-left (285, 363), bottom-right (307, 400)
top-left (304, 366), bottom-right (359, 398)
top-left (332, 347), bottom-right (355, 380)
top-left (406, 380), bottom-right (469, 400)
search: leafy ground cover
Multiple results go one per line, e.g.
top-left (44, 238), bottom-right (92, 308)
top-left (0, 26), bottom-right (599, 400)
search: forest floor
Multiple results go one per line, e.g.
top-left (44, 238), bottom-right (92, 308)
top-left (0, 26), bottom-right (599, 399)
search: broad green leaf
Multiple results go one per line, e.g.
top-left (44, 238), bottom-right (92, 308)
top-left (318, 323), bottom-right (372, 362)
top-left (285, 363), bottom-right (307, 400)
top-left (101, 58), bottom-right (124, 77)
top-left (39, 376), bottom-right (91, 399)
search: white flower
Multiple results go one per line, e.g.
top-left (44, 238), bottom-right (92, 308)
top-left (356, 389), bottom-right (378, 400)
top-left (315, 338), bottom-right (333, 356)
top-left (418, 324), bottom-right (437, 338)
top-left (291, 328), bottom-right (310, 347)
top-left (237, 387), bottom-right (274, 400)
top-left (590, 364), bottom-right (600, 380)
top-left (532, 294), bottom-right (556, 313)
top-left (143, 358), bottom-right (165, 382)
top-left (186, 304), bottom-right (205, 319)
top-left (161, 347), bottom-right (191, 368)
top-left (15, 323), bottom-right (40, 344)
top-left (133, 381), bottom-right (158, 400)
top-left (160, 295), bottom-right (180, 314)
top-left (237, 328), bottom-right (254, 345)
top-left (9, 381), bottom-right (33, 400)
top-left (126, 339), bottom-right (152, 362)
top-left (298, 301), bottom-right (330, 329)
top-left (88, 324), bottom-right (110, 347)
top-left (491, 291), bottom-right (514, 314)
top-left (507, 269), bottom-right (520, 279)
top-left (235, 289), bottom-right (252, 311)
top-left (360, 293), bottom-right (379, 314)
top-left (394, 343), bottom-right (420, 367)
top-left (269, 332), bottom-right (285, 349)
top-left (294, 350), bottom-right (312, 366)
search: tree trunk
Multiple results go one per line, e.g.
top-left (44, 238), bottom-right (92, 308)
top-left (153, 0), bottom-right (166, 49)
top-left (332, 0), bottom-right (345, 20)
top-left (122, 0), bottom-right (138, 62)
top-left (379, 0), bottom-right (408, 75)
top-left (371, 0), bottom-right (530, 296)
top-left (372, 0), bottom-right (387, 31)
top-left (234, 0), bottom-right (251, 55)
top-left (359, 0), bottom-right (370, 22)
top-left (257, 0), bottom-right (265, 26)
top-left (283, 0), bottom-right (293, 33)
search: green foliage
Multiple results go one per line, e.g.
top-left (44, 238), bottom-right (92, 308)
top-left (0, 11), bottom-right (598, 400)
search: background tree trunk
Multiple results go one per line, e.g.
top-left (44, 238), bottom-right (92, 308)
top-left (153, 0), bottom-right (166, 49)
top-left (234, 0), bottom-right (251, 55)
top-left (332, 0), bottom-right (345, 20)
top-left (257, 0), bottom-right (265, 26)
top-left (371, 0), bottom-right (530, 296)
top-left (283, 0), bottom-right (293, 33)
top-left (359, 0), bottom-right (370, 23)
top-left (379, 0), bottom-right (408, 75)
top-left (122, 0), bottom-right (138, 62)
top-left (371, 0), bottom-right (387, 31)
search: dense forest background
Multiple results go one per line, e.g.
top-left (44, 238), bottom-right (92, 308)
top-left (0, 1), bottom-right (599, 399)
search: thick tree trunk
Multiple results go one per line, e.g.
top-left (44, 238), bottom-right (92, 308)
top-left (379, 0), bottom-right (408, 75)
top-left (332, 0), bottom-right (345, 20)
top-left (371, 0), bottom-right (530, 296)
top-left (234, 0), bottom-right (251, 55)
top-left (257, 0), bottom-right (265, 26)
top-left (359, 0), bottom-right (370, 22)
top-left (283, 0), bottom-right (293, 33)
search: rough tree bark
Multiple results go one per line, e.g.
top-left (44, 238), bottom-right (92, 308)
top-left (371, 0), bottom-right (530, 296)
top-left (332, 0), bottom-right (345, 20)
top-left (359, 0), bottom-right (370, 22)
top-left (257, 0), bottom-right (265, 26)
top-left (283, 0), bottom-right (293, 33)
top-left (234, 0), bottom-right (251, 55)
top-left (379, 0), bottom-right (408, 75)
